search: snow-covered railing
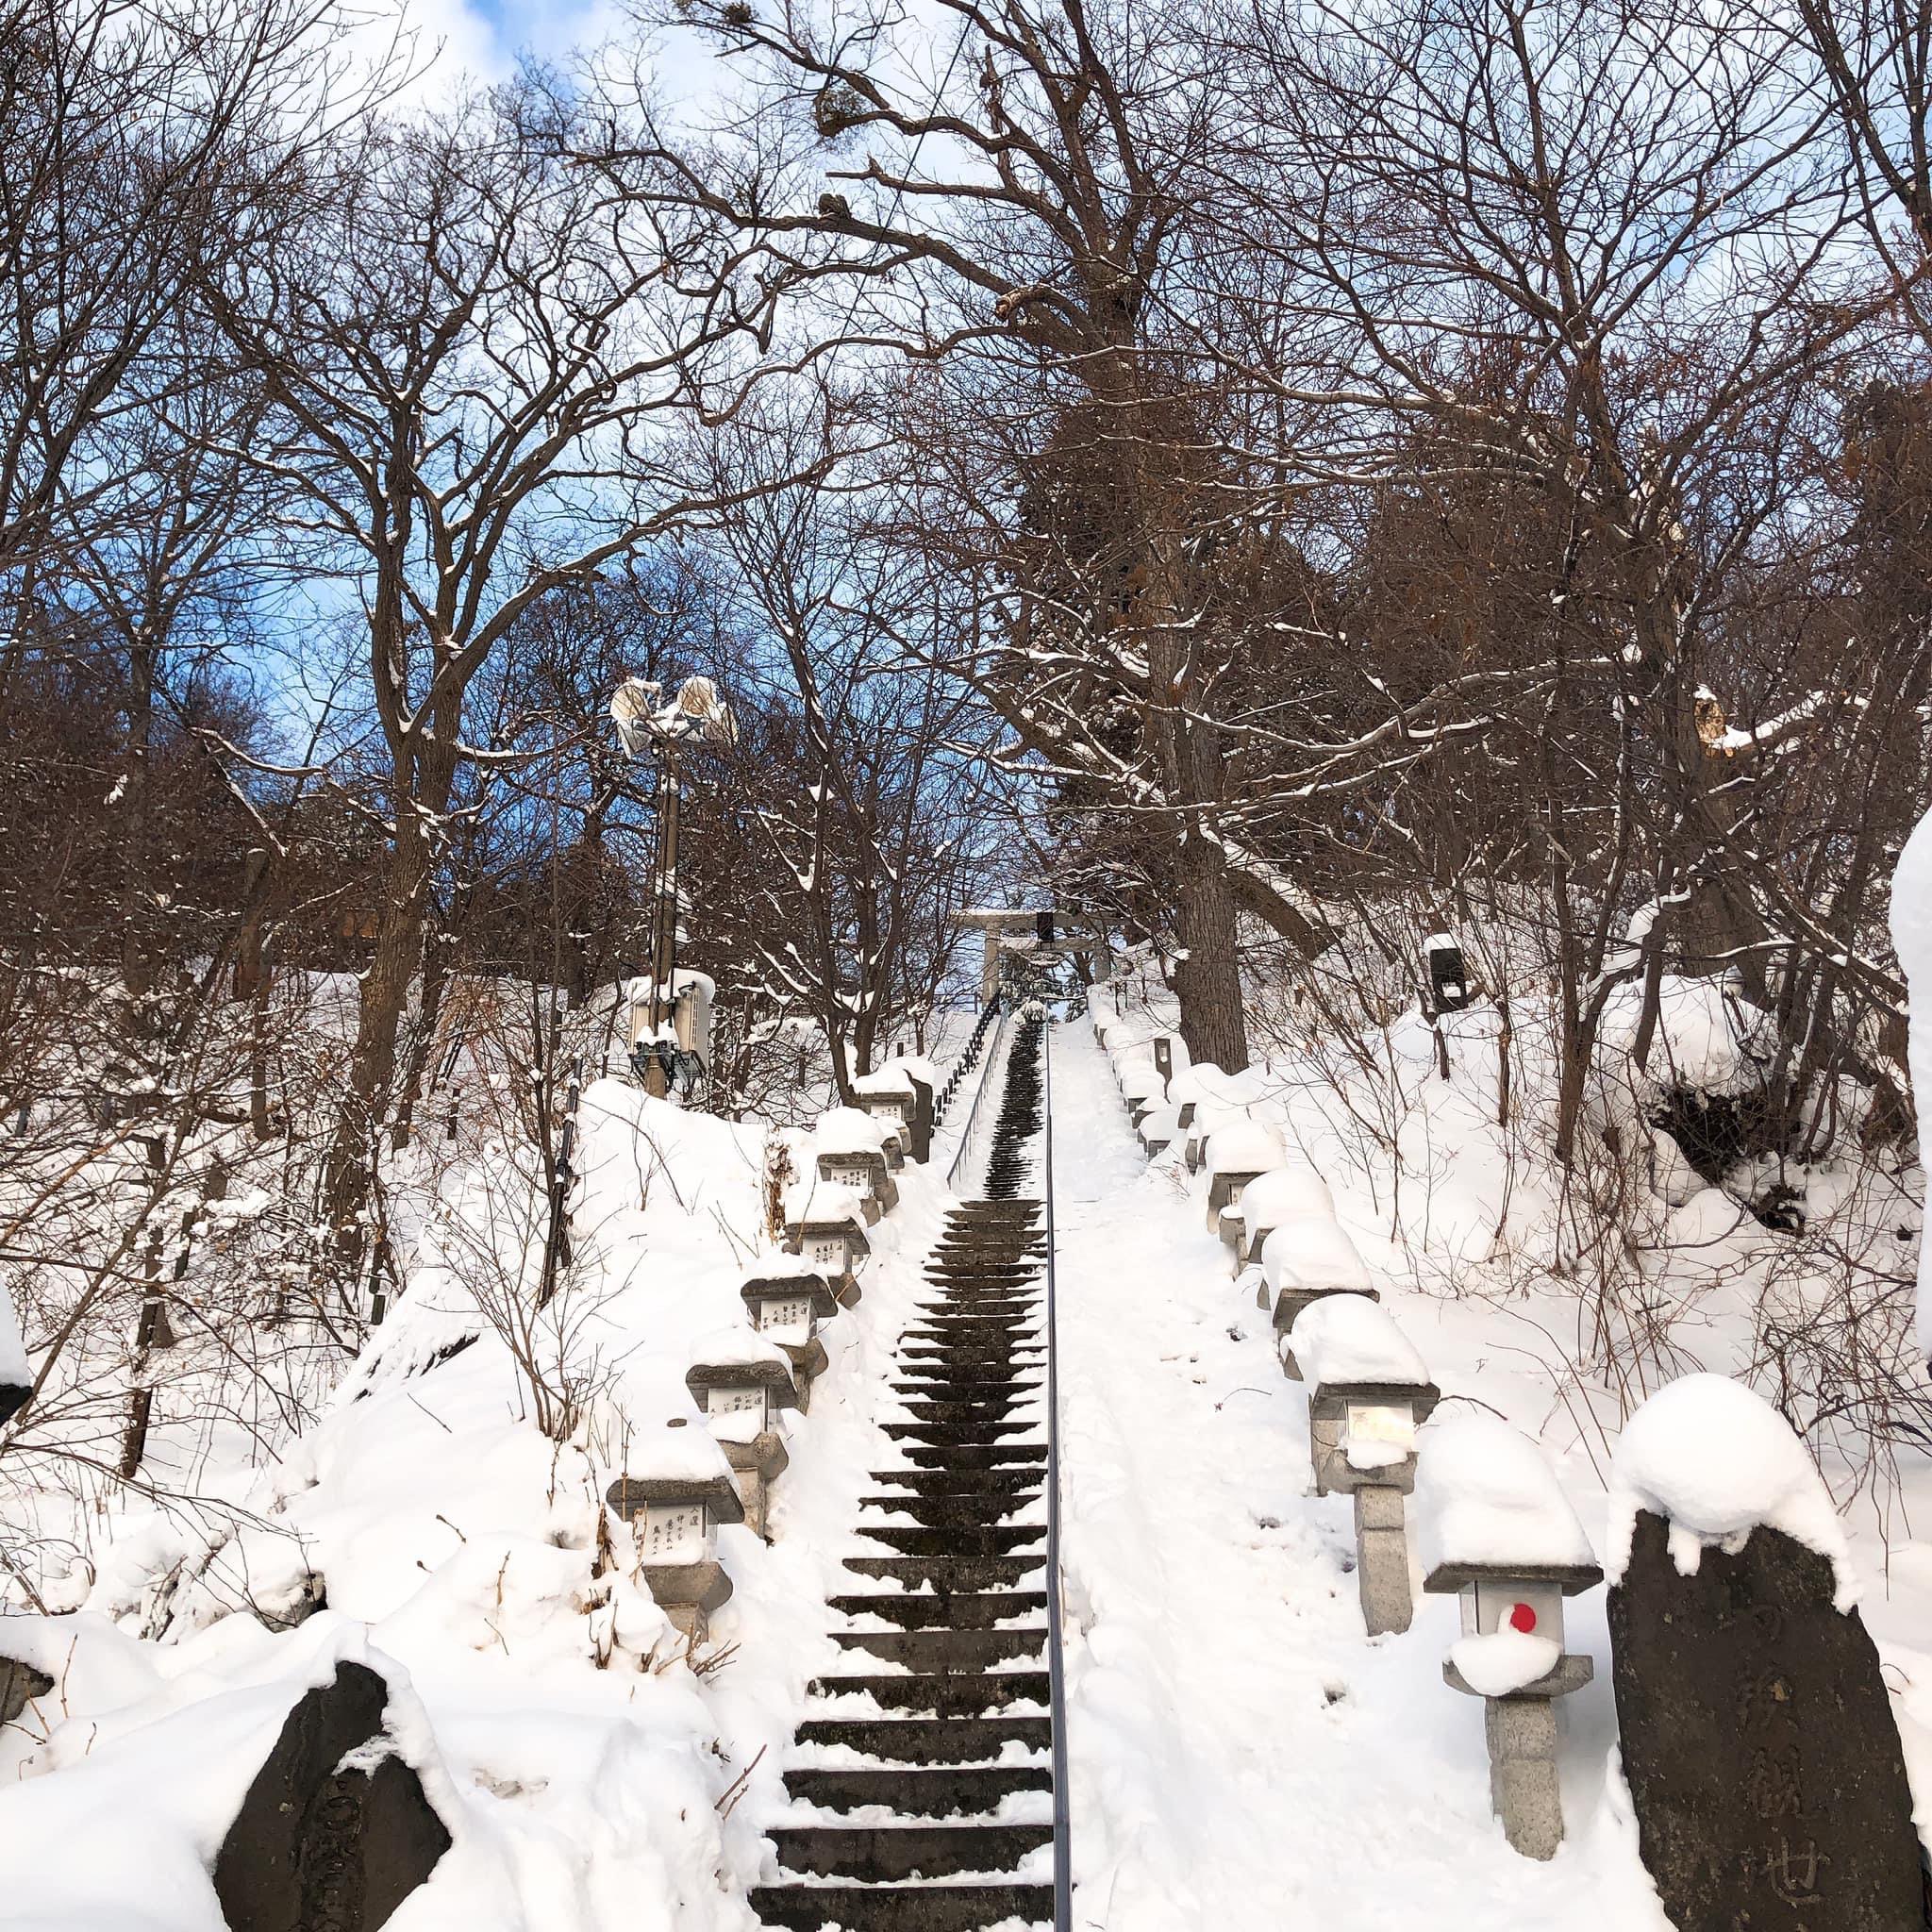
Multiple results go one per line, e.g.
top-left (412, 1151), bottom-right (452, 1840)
top-left (944, 998), bottom-right (1013, 1193)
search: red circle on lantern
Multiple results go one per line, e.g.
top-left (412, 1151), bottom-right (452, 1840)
top-left (1507, 1602), bottom-right (1538, 1634)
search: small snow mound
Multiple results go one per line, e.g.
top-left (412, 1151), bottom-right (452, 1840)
top-left (813, 1107), bottom-right (892, 1154)
top-left (1205, 1119), bottom-right (1284, 1178)
top-left (783, 1177), bottom-right (866, 1225)
top-left (1450, 1628), bottom-right (1562, 1697)
top-left (1260, 1218), bottom-right (1373, 1297)
top-left (1605, 1373), bottom-right (1856, 1609)
top-left (1291, 1294), bottom-right (1429, 1390)
top-left (1414, 1414), bottom-right (1597, 1576)
top-left (686, 1326), bottom-right (792, 1373)
top-left (1596, 974), bottom-right (1773, 1098)
top-left (1237, 1167), bottom-right (1335, 1232)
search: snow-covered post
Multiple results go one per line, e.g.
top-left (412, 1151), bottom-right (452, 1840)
top-left (1232, 1168), bottom-right (1336, 1271)
top-left (783, 1185), bottom-right (872, 1306)
top-left (851, 1069), bottom-right (923, 1162)
top-left (686, 1335), bottom-right (799, 1540)
top-left (1118, 1062), bottom-right (1166, 1132)
top-left (1267, 1219), bottom-right (1377, 1360)
top-left (1415, 1417), bottom-right (1603, 1860)
top-left (1202, 1120), bottom-right (1284, 1235)
top-left (607, 1433), bottom-right (744, 1641)
top-left (1291, 1295), bottom-right (1440, 1636)
top-left (740, 1266), bottom-right (838, 1412)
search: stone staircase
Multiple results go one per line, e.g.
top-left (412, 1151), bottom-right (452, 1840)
top-left (752, 1015), bottom-right (1057, 1930)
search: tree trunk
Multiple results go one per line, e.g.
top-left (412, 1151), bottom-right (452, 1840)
top-left (1172, 823), bottom-right (1249, 1072)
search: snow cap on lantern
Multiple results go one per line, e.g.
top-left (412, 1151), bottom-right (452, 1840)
top-left (1417, 1413), bottom-right (1601, 1696)
top-left (1202, 1118), bottom-right (1285, 1233)
top-left (782, 1180), bottom-right (872, 1294)
top-left (1229, 1164), bottom-right (1336, 1264)
top-left (1267, 1216), bottom-right (1378, 1369)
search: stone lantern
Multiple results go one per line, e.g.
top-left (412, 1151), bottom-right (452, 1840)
top-left (685, 1336), bottom-right (799, 1540)
top-left (1223, 1165), bottom-right (1337, 1263)
top-left (1265, 1217), bottom-right (1378, 1350)
top-left (1415, 1414), bottom-right (1602, 1859)
top-left (1291, 1294), bottom-right (1441, 1636)
top-left (1424, 931), bottom-right (1472, 1015)
top-left (783, 1182), bottom-right (871, 1305)
top-left (740, 1264), bottom-right (840, 1411)
top-left (813, 1108), bottom-right (900, 1219)
top-left (1202, 1121), bottom-right (1285, 1234)
top-left (1138, 1103), bottom-right (1180, 1159)
top-left (607, 1433), bottom-right (744, 1641)
top-left (851, 1068), bottom-right (924, 1162)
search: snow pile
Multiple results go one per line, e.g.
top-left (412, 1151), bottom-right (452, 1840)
top-left (1236, 1167), bottom-right (1336, 1237)
top-left (1604, 1373), bottom-right (1857, 1609)
top-left (1260, 1218), bottom-right (1374, 1298)
top-left (1289, 1293), bottom-right (1430, 1390)
top-left (1414, 1414), bottom-right (1599, 1578)
top-left (686, 1326), bottom-right (794, 1375)
top-left (1205, 1120), bottom-right (1283, 1179)
top-left (1450, 1626), bottom-right (1562, 1697)
top-left (781, 1177), bottom-right (866, 1227)
top-left (811, 1106), bottom-right (892, 1155)
top-left (1891, 804), bottom-right (1932, 1359)
top-left (1595, 974), bottom-right (1773, 1099)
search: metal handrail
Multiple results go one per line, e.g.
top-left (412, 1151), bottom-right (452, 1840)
top-left (944, 998), bottom-right (1012, 1192)
top-left (1041, 1017), bottom-right (1071, 1931)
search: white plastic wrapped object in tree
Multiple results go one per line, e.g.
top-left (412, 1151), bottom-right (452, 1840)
top-left (1289, 1292), bottom-right (1429, 1391)
top-left (1604, 1372), bottom-right (1856, 1610)
top-left (1890, 803), bottom-right (1932, 1360)
top-left (1414, 1414), bottom-right (1598, 1579)
top-left (0, 1279), bottom-right (27, 1424)
top-left (1261, 1217), bottom-right (1374, 1301)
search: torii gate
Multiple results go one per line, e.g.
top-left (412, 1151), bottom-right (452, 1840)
top-left (960, 908), bottom-right (1113, 1005)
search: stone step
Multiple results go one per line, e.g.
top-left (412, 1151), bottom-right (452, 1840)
top-left (768, 1822), bottom-right (1054, 1882)
top-left (855, 1524), bottom-right (1045, 1557)
top-left (830, 1626), bottom-right (1047, 1670)
top-left (782, 1764), bottom-right (1052, 1817)
top-left (890, 1443), bottom-right (1043, 1473)
top-left (889, 1374), bottom-right (1041, 1394)
top-left (866, 1468), bottom-right (1044, 1495)
top-left (891, 1399), bottom-right (1040, 1424)
top-left (826, 1591), bottom-right (1047, 1630)
top-left (881, 1422), bottom-right (1040, 1446)
top-left (750, 1880), bottom-right (1052, 1929)
top-left (808, 1671), bottom-right (1050, 1716)
top-left (858, 1494), bottom-right (1040, 1529)
top-left (793, 1715), bottom-right (1051, 1763)
top-left (840, 1552), bottom-right (1047, 1592)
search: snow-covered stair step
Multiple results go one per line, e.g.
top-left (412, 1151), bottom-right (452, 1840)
top-left (783, 1766), bottom-right (1053, 1816)
top-left (748, 1880), bottom-right (1053, 1930)
top-left (842, 1555), bottom-right (1045, 1590)
top-left (829, 1627), bottom-right (1047, 1670)
top-left (767, 1821), bottom-right (1054, 1880)
top-left (826, 1585), bottom-right (1047, 1624)
top-left (805, 1671), bottom-right (1050, 1716)
top-left (793, 1715), bottom-right (1051, 1762)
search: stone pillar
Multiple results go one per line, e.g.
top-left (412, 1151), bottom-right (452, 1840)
top-left (1353, 1483), bottom-right (1413, 1636)
top-left (981, 930), bottom-right (1002, 1005)
top-left (1484, 1694), bottom-right (1562, 1859)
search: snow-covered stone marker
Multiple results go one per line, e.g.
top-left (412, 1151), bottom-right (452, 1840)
top-left (1202, 1119), bottom-right (1285, 1234)
top-left (607, 1425), bottom-right (745, 1641)
top-left (686, 1331), bottom-right (799, 1540)
top-left (1603, 1374), bottom-right (1923, 1928)
top-left (1266, 1217), bottom-right (1377, 1351)
top-left (813, 1108), bottom-right (900, 1220)
top-left (851, 1067), bottom-right (924, 1162)
top-left (740, 1263), bottom-right (840, 1411)
top-left (1224, 1164), bottom-right (1337, 1265)
top-left (1291, 1294), bottom-right (1439, 1636)
top-left (1415, 1415), bottom-right (1602, 1860)
top-left (783, 1180), bottom-right (872, 1306)
top-left (1138, 1101), bottom-right (1181, 1158)
top-left (1118, 1060), bottom-right (1166, 1130)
